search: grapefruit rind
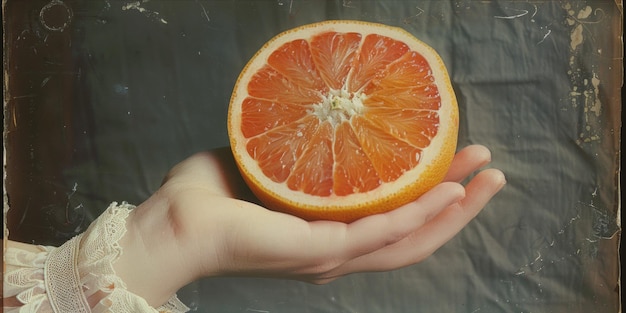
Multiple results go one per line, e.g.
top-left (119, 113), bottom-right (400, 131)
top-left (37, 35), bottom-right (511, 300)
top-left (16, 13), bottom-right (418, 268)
top-left (228, 20), bottom-right (459, 223)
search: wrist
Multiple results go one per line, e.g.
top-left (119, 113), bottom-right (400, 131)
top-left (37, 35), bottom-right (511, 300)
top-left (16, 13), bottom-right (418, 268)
top-left (113, 195), bottom-right (203, 307)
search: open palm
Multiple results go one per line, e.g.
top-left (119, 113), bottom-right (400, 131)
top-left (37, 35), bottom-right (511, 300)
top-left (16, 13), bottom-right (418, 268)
top-left (116, 145), bottom-right (505, 307)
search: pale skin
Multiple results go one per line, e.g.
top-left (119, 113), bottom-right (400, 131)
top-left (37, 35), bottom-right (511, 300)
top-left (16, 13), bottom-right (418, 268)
top-left (5, 144), bottom-right (505, 309)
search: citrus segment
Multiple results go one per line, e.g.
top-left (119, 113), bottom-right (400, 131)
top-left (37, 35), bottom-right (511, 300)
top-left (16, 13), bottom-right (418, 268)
top-left (351, 116), bottom-right (422, 182)
top-left (247, 66), bottom-right (322, 104)
top-left (267, 39), bottom-right (327, 92)
top-left (241, 98), bottom-right (308, 138)
top-left (349, 34), bottom-right (410, 92)
top-left (286, 121), bottom-right (334, 196)
top-left (332, 121), bottom-right (382, 196)
top-left (228, 20), bottom-right (459, 222)
top-left (362, 107), bottom-right (439, 149)
top-left (245, 116), bottom-right (318, 182)
top-left (309, 31), bottom-right (362, 90)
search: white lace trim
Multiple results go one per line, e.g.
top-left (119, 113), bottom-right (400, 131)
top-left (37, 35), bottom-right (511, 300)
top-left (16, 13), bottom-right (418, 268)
top-left (3, 202), bottom-right (190, 313)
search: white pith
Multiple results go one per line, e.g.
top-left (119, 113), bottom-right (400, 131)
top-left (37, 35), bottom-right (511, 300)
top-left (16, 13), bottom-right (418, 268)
top-left (311, 87), bottom-right (366, 126)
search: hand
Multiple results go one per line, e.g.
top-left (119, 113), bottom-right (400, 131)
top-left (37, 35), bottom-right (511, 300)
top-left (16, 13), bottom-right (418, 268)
top-left (114, 145), bottom-right (505, 306)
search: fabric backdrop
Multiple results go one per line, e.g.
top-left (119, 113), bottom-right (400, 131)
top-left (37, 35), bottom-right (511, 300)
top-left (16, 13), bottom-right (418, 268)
top-left (4, 1), bottom-right (622, 312)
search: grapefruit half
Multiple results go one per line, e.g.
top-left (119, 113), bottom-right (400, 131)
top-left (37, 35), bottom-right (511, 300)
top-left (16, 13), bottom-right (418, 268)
top-left (228, 20), bottom-right (459, 222)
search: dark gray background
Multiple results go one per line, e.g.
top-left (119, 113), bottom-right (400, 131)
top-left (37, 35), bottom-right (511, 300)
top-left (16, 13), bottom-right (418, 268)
top-left (4, 1), bottom-right (621, 312)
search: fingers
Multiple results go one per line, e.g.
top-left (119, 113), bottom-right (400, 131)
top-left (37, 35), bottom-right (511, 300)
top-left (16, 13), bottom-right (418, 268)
top-left (404, 168), bottom-right (506, 257)
top-left (335, 144), bottom-right (493, 264)
top-left (300, 182), bottom-right (464, 282)
top-left (444, 145), bottom-right (492, 182)
top-left (340, 182), bottom-right (466, 259)
top-left (328, 168), bottom-right (505, 277)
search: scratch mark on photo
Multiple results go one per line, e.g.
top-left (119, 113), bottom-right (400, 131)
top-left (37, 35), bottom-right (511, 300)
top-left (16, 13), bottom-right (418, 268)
top-left (495, 8), bottom-right (528, 19)
top-left (537, 28), bottom-right (552, 45)
top-left (122, 0), bottom-right (168, 24)
top-left (195, 0), bottom-right (210, 23)
top-left (246, 309), bottom-right (270, 313)
top-left (403, 6), bottom-right (425, 24)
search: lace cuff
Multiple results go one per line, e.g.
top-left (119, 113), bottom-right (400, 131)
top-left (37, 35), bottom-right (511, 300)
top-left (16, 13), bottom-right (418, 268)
top-left (4, 202), bottom-right (190, 313)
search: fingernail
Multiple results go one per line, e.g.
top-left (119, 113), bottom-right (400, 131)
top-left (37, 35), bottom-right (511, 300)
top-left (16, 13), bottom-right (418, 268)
top-left (495, 171), bottom-right (507, 192)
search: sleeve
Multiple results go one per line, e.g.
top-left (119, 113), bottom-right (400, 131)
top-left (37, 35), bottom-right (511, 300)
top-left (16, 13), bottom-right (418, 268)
top-left (3, 202), bottom-right (190, 313)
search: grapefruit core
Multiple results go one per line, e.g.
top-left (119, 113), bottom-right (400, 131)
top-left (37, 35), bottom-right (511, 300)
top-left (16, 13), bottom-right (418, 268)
top-left (228, 20), bottom-right (459, 223)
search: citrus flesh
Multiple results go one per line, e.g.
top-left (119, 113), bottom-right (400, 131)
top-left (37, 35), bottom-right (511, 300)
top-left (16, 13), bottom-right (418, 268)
top-left (228, 20), bottom-right (459, 222)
